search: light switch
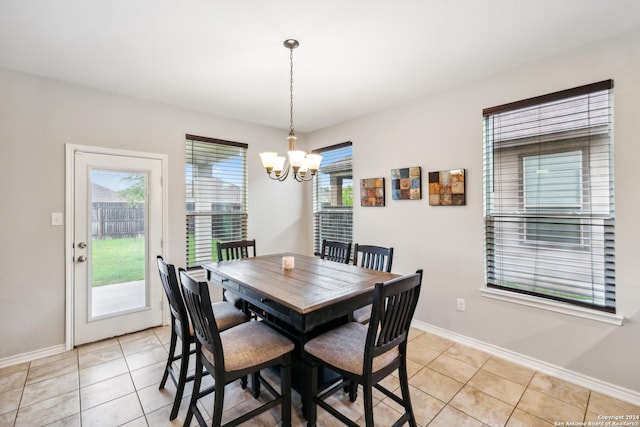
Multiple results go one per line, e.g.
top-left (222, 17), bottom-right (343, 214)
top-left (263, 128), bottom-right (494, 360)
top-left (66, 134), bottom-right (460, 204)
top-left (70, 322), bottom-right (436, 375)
top-left (51, 212), bottom-right (63, 226)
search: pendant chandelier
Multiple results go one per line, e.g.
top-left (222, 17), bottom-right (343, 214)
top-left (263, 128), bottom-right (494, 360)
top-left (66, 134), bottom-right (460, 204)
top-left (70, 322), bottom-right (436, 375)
top-left (259, 39), bottom-right (322, 182)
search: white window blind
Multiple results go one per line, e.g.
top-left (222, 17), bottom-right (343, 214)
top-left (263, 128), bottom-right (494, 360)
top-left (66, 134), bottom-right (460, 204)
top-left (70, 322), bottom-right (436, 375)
top-left (483, 80), bottom-right (615, 313)
top-left (313, 142), bottom-right (353, 255)
top-left (185, 135), bottom-right (248, 269)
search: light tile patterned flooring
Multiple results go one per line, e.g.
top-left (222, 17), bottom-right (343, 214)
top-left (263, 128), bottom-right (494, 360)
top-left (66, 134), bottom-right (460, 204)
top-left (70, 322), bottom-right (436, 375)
top-left (1, 326), bottom-right (638, 426)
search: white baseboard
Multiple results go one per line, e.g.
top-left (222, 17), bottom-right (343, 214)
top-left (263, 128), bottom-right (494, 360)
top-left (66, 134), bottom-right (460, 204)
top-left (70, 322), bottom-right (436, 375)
top-left (411, 320), bottom-right (640, 407)
top-left (0, 344), bottom-right (68, 369)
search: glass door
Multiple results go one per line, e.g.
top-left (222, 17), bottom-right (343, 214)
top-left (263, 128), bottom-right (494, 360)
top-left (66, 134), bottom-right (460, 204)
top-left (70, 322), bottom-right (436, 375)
top-left (73, 150), bottom-right (164, 345)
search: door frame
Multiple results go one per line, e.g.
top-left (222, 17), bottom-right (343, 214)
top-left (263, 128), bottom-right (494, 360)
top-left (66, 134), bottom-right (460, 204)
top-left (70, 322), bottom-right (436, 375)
top-left (65, 144), bottom-right (169, 350)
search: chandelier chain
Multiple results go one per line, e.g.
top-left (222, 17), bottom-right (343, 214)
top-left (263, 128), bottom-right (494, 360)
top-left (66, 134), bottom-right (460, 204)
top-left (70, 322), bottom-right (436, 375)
top-left (289, 47), bottom-right (294, 134)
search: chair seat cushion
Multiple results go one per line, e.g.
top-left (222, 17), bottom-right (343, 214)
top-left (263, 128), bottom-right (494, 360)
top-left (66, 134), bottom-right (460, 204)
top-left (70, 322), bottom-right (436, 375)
top-left (352, 304), bottom-right (372, 324)
top-left (224, 290), bottom-right (244, 310)
top-left (211, 301), bottom-right (249, 331)
top-left (175, 301), bottom-right (247, 337)
top-left (304, 322), bottom-right (398, 375)
top-left (202, 321), bottom-right (294, 372)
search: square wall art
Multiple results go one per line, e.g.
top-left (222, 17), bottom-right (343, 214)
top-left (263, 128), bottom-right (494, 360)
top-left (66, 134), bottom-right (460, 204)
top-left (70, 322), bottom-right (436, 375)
top-left (360, 177), bottom-right (385, 207)
top-left (391, 167), bottom-right (421, 200)
top-left (429, 168), bottom-right (466, 206)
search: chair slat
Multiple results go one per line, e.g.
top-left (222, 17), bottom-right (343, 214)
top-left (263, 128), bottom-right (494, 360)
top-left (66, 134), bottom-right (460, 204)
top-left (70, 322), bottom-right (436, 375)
top-left (320, 239), bottom-right (352, 264)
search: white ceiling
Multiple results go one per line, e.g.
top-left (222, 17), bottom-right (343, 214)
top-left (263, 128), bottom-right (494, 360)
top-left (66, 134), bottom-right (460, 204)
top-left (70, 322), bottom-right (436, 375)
top-left (1, 1), bottom-right (639, 133)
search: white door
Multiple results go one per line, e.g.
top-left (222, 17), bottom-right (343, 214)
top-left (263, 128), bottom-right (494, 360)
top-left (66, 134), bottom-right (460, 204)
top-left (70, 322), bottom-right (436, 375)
top-left (72, 148), bottom-right (164, 345)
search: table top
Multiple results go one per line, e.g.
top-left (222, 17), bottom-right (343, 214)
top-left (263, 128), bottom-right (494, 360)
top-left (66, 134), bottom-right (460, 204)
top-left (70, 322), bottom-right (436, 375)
top-left (202, 253), bottom-right (398, 315)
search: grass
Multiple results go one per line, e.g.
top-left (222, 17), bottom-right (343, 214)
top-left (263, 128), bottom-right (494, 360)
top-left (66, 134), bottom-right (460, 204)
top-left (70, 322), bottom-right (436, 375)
top-left (92, 236), bottom-right (227, 286)
top-left (92, 237), bottom-right (145, 287)
top-left (187, 234), bottom-right (221, 267)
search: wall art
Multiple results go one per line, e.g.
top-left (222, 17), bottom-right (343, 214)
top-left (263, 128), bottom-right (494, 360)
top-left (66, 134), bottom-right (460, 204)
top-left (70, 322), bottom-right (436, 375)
top-left (391, 167), bottom-right (421, 200)
top-left (360, 177), bottom-right (385, 207)
top-left (428, 168), bottom-right (465, 206)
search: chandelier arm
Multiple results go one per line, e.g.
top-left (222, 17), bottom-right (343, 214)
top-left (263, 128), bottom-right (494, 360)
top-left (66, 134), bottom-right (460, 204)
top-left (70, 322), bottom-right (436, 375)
top-left (293, 170), bottom-right (316, 182)
top-left (267, 168), bottom-right (288, 181)
top-left (267, 157), bottom-right (290, 181)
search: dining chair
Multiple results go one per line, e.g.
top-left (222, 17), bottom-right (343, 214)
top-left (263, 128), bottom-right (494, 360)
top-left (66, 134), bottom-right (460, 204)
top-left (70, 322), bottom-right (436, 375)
top-left (179, 269), bottom-right (295, 427)
top-left (318, 239), bottom-right (351, 264)
top-left (351, 244), bottom-right (394, 324)
top-left (156, 256), bottom-right (249, 421)
top-left (216, 239), bottom-right (256, 311)
top-left (304, 269), bottom-right (423, 427)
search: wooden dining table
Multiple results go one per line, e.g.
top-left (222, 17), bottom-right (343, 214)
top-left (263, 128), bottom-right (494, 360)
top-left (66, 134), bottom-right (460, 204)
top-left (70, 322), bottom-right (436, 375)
top-left (202, 252), bottom-right (398, 419)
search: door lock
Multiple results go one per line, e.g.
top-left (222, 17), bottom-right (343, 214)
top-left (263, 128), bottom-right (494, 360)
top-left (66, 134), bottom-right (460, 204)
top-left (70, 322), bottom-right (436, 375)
top-left (77, 242), bottom-right (87, 249)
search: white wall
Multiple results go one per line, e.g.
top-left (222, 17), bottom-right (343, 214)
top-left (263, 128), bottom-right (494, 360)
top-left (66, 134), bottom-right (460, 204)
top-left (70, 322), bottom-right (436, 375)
top-left (0, 67), bottom-right (309, 359)
top-left (306, 28), bottom-right (640, 394)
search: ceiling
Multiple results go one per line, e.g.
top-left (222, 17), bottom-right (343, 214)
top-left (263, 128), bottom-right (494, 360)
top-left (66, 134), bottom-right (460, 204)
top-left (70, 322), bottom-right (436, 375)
top-left (1, 1), bottom-right (639, 133)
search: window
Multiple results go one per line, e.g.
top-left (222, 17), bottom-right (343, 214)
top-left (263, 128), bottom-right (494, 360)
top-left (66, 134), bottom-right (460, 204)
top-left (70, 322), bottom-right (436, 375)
top-left (523, 151), bottom-right (582, 245)
top-left (185, 134), bottom-right (248, 269)
top-left (313, 142), bottom-right (353, 255)
top-left (483, 80), bottom-right (615, 313)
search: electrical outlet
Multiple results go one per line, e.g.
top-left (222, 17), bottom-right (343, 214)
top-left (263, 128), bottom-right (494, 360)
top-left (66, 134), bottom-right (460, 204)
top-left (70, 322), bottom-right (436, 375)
top-left (51, 212), bottom-right (63, 226)
top-left (456, 298), bottom-right (466, 312)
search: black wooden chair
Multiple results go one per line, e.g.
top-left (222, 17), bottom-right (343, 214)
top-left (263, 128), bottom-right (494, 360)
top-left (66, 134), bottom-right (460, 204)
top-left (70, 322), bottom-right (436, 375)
top-left (318, 239), bottom-right (351, 264)
top-left (217, 239), bottom-right (256, 261)
top-left (352, 244), bottom-right (394, 324)
top-left (179, 269), bottom-right (294, 427)
top-left (156, 256), bottom-right (248, 420)
top-left (304, 270), bottom-right (423, 427)
top-left (216, 239), bottom-right (256, 311)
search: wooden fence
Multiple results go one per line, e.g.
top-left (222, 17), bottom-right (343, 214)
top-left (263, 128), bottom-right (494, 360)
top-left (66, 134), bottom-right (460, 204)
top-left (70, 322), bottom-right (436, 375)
top-left (92, 202), bottom-right (145, 239)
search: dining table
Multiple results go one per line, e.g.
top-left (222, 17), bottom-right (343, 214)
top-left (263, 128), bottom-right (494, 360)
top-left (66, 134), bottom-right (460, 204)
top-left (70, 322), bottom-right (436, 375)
top-left (202, 252), bottom-right (398, 419)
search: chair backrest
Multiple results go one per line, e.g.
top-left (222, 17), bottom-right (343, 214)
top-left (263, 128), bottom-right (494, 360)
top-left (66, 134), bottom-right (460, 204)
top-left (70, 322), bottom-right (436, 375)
top-left (365, 270), bottom-right (423, 371)
top-left (319, 239), bottom-right (351, 264)
top-left (353, 244), bottom-right (394, 273)
top-left (157, 256), bottom-right (190, 338)
top-left (179, 269), bottom-right (224, 370)
top-left (217, 239), bottom-right (256, 261)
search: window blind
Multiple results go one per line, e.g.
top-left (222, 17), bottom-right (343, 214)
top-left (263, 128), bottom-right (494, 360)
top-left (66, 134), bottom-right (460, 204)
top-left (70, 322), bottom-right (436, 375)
top-left (185, 135), bottom-right (248, 269)
top-left (313, 142), bottom-right (353, 255)
top-left (483, 80), bottom-right (615, 313)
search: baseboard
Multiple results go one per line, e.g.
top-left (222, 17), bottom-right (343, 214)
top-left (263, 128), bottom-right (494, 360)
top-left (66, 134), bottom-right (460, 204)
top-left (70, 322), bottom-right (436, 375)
top-left (0, 344), bottom-right (68, 369)
top-left (411, 320), bottom-right (640, 407)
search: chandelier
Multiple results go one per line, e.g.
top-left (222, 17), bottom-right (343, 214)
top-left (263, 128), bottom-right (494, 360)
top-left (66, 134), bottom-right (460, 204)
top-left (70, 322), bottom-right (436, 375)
top-left (259, 39), bottom-right (322, 182)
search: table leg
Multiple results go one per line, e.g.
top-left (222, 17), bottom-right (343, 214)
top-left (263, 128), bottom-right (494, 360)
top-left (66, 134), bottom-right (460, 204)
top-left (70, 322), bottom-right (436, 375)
top-left (305, 360), bottom-right (318, 426)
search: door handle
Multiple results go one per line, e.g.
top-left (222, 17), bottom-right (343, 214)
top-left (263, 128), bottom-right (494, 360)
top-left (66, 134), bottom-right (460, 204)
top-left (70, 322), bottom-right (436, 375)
top-left (76, 255), bottom-right (87, 263)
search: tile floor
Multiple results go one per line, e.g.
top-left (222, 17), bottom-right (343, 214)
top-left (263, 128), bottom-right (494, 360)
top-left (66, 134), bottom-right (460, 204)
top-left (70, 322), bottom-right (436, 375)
top-left (1, 326), bottom-right (638, 426)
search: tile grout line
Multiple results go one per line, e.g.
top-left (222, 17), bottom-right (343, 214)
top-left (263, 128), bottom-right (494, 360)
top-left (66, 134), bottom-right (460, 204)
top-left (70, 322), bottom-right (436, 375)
top-left (504, 364), bottom-right (541, 426)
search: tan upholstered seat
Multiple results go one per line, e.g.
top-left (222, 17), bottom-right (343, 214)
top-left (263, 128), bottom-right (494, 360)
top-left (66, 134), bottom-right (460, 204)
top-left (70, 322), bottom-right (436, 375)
top-left (304, 322), bottom-right (398, 375)
top-left (175, 300), bottom-right (246, 337)
top-left (352, 306), bottom-right (373, 324)
top-left (211, 301), bottom-right (248, 331)
top-left (202, 321), bottom-right (294, 372)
